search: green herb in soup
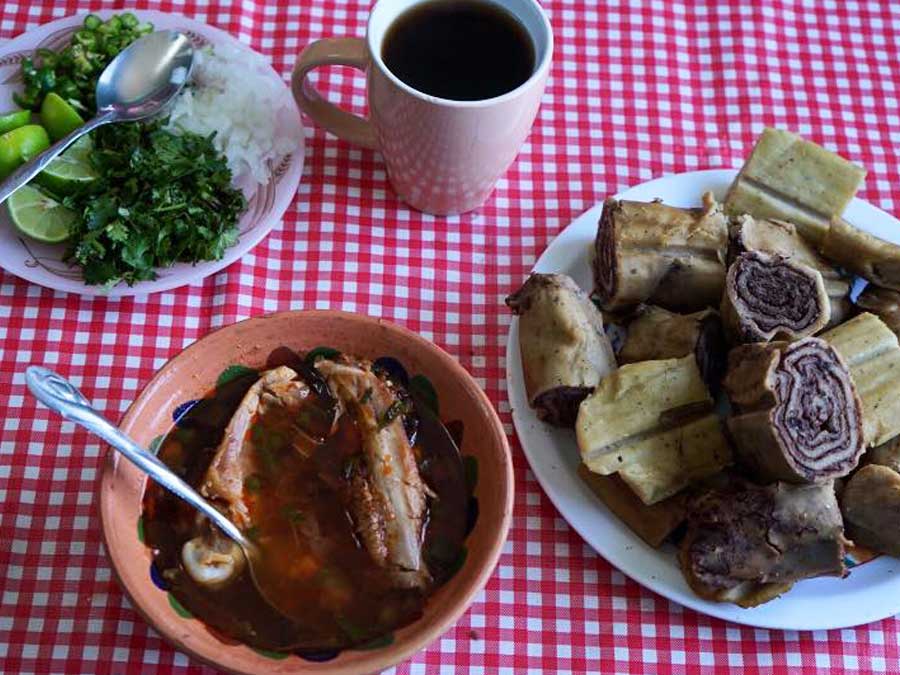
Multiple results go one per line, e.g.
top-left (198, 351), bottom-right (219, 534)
top-left (142, 349), bottom-right (469, 652)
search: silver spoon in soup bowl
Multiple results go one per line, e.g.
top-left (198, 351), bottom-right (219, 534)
top-left (0, 30), bottom-right (194, 204)
top-left (26, 367), bottom-right (355, 651)
top-left (25, 366), bottom-right (339, 649)
top-left (25, 366), bottom-right (257, 554)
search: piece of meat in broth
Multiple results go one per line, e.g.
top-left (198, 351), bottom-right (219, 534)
top-left (201, 366), bottom-right (312, 528)
top-left (316, 358), bottom-right (431, 588)
top-left (183, 366), bottom-right (313, 588)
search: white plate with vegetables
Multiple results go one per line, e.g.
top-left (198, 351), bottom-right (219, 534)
top-left (0, 11), bottom-right (304, 296)
top-left (506, 159), bottom-right (900, 630)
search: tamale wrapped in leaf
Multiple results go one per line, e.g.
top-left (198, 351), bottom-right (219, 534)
top-left (856, 285), bottom-right (900, 339)
top-left (618, 305), bottom-right (727, 391)
top-left (824, 312), bottom-right (900, 446)
top-left (721, 251), bottom-right (830, 343)
top-left (728, 215), bottom-right (851, 326)
top-left (506, 273), bottom-right (617, 426)
top-left (724, 338), bottom-right (864, 483)
top-left (724, 127), bottom-right (866, 245)
top-left (592, 192), bottom-right (728, 312)
top-left (820, 218), bottom-right (900, 292)
top-left (841, 464), bottom-right (900, 558)
top-left (576, 355), bottom-right (731, 505)
top-left (577, 465), bottom-right (687, 548)
top-left (680, 481), bottom-right (848, 607)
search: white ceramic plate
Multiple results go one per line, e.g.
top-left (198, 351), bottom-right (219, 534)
top-left (0, 11), bottom-right (305, 296)
top-left (506, 169), bottom-right (900, 630)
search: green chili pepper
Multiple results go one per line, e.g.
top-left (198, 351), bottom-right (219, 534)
top-left (16, 13), bottom-right (154, 111)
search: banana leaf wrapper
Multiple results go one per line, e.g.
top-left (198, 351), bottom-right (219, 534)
top-left (576, 355), bottom-right (731, 505)
top-left (577, 465), bottom-right (687, 548)
top-left (724, 127), bottom-right (866, 245)
top-left (824, 312), bottom-right (900, 446)
top-left (820, 218), bottom-right (900, 292)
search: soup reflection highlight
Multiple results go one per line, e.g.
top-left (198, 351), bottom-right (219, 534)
top-left (142, 349), bottom-right (469, 652)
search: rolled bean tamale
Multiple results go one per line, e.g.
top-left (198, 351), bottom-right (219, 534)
top-left (592, 192), bottom-right (728, 312)
top-left (724, 127), bottom-right (866, 245)
top-left (618, 305), bottom-right (727, 391)
top-left (724, 338), bottom-right (864, 483)
top-left (823, 312), bottom-right (900, 446)
top-left (680, 481), bottom-right (848, 608)
top-left (728, 215), bottom-right (851, 326)
top-left (820, 218), bottom-right (900, 292)
top-left (720, 251), bottom-right (830, 343)
top-left (507, 273), bottom-right (617, 426)
top-left (576, 355), bottom-right (732, 505)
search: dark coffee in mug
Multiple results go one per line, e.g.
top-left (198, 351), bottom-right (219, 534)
top-left (381, 0), bottom-right (536, 101)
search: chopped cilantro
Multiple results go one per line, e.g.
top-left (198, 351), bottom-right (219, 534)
top-left (61, 120), bottom-right (245, 287)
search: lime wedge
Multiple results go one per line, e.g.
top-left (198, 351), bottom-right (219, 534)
top-left (0, 124), bottom-right (50, 179)
top-left (36, 136), bottom-right (97, 195)
top-left (8, 184), bottom-right (77, 244)
top-left (0, 110), bottom-right (31, 135)
top-left (40, 92), bottom-right (84, 141)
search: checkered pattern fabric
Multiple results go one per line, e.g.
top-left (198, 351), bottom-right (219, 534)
top-left (2, 1), bottom-right (900, 673)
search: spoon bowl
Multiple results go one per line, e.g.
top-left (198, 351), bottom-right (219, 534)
top-left (0, 30), bottom-right (193, 204)
top-left (95, 30), bottom-right (194, 119)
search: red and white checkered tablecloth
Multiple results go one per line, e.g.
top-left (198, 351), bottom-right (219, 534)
top-left (2, 0), bottom-right (900, 673)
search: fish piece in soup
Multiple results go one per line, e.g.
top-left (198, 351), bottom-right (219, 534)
top-left (316, 358), bottom-right (431, 589)
top-left (200, 366), bottom-right (314, 528)
top-left (182, 366), bottom-right (321, 589)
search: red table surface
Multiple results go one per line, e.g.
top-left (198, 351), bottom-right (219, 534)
top-left (2, 1), bottom-right (900, 673)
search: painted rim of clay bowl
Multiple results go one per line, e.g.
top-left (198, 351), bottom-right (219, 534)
top-left (98, 310), bottom-right (514, 675)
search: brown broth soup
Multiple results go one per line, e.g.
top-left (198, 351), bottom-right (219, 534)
top-left (142, 351), bottom-right (470, 653)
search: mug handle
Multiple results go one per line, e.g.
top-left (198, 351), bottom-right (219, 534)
top-left (291, 37), bottom-right (378, 150)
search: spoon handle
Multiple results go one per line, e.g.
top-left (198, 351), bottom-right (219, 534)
top-left (0, 110), bottom-right (116, 205)
top-left (25, 366), bottom-right (251, 549)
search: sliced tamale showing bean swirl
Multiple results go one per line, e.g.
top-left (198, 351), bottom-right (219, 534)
top-left (720, 251), bottom-right (830, 343)
top-left (724, 337), bottom-right (864, 483)
top-left (728, 215), bottom-right (851, 328)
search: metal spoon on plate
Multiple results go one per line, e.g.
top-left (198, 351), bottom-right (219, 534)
top-left (0, 30), bottom-right (194, 203)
